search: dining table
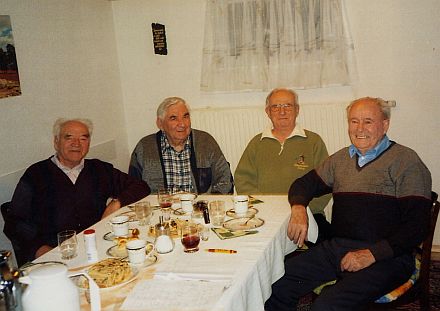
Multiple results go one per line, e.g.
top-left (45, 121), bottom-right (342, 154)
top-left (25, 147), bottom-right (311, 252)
top-left (34, 194), bottom-right (318, 311)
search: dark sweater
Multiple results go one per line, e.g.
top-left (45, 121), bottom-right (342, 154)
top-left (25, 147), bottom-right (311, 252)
top-left (4, 158), bottom-right (150, 264)
top-left (289, 142), bottom-right (432, 261)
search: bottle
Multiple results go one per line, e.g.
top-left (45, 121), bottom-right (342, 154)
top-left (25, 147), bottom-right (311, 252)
top-left (0, 250), bottom-right (22, 311)
top-left (83, 229), bottom-right (98, 263)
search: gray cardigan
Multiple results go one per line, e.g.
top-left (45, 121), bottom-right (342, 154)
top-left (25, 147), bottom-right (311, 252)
top-left (129, 129), bottom-right (233, 194)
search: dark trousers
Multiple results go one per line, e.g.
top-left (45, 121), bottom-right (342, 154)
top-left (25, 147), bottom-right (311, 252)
top-left (265, 238), bottom-right (414, 311)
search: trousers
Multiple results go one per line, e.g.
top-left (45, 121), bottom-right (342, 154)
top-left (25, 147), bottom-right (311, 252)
top-left (264, 238), bottom-right (414, 311)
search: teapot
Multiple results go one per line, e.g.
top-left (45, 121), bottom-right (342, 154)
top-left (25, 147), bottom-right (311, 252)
top-left (19, 262), bottom-right (100, 311)
top-left (0, 250), bottom-right (22, 311)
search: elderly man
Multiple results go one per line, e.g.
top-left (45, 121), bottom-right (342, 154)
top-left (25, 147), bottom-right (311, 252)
top-left (129, 96), bottom-right (233, 194)
top-left (234, 88), bottom-right (331, 239)
top-left (265, 97), bottom-right (432, 310)
top-left (3, 118), bottom-right (150, 265)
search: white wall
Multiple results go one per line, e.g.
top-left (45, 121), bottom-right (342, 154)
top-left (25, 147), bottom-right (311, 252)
top-left (0, 0), bottom-right (129, 250)
top-left (112, 0), bottom-right (440, 245)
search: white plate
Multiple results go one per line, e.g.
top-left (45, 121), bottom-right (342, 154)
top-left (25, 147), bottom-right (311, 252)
top-left (222, 217), bottom-right (264, 230)
top-left (226, 207), bottom-right (258, 218)
top-left (103, 229), bottom-right (138, 241)
top-left (75, 265), bottom-right (139, 292)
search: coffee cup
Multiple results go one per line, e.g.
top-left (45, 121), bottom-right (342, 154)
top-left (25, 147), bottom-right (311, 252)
top-left (233, 195), bottom-right (249, 216)
top-left (109, 215), bottom-right (129, 237)
top-left (180, 193), bottom-right (196, 214)
top-left (126, 239), bottom-right (153, 265)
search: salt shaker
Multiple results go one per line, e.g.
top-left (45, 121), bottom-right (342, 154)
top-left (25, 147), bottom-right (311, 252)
top-left (83, 229), bottom-right (98, 263)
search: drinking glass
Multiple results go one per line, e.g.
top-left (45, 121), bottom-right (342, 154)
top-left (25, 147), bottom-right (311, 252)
top-left (209, 200), bottom-right (226, 227)
top-left (157, 189), bottom-right (173, 209)
top-left (134, 202), bottom-right (151, 226)
top-left (57, 230), bottom-right (78, 260)
top-left (181, 222), bottom-right (200, 253)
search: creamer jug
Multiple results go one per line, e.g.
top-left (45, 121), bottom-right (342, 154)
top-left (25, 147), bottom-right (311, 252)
top-left (19, 262), bottom-right (100, 311)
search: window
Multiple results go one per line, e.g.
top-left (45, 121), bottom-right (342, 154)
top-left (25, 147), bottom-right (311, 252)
top-left (201, 0), bottom-right (356, 92)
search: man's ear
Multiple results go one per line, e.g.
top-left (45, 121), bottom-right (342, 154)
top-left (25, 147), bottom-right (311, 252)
top-left (156, 117), bottom-right (162, 130)
top-left (53, 136), bottom-right (59, 151)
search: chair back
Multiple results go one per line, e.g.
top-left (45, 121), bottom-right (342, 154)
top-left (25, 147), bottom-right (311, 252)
top-left (418, 191), bottom-right (439, 302)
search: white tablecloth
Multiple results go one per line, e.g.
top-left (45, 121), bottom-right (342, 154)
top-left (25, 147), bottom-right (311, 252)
top-left (36, 195), bottom-right (318, 311)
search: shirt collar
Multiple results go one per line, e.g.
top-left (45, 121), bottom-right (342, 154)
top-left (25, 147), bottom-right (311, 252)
top-left (349, 135), bottom-right (391, 167)
top-left (51, 154), bottom-right (85, 172)
top-left (160, 131), bottom-right (191, 152)
top-left (261, 123), bottom-right (306, 140)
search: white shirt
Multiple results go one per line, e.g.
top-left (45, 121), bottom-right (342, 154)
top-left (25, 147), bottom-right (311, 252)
top-left (51, 155), bottom-right (85, 184)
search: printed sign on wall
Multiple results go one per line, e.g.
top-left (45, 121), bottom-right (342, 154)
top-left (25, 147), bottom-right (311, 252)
top-left (151, 23), bottom-right (167, 55)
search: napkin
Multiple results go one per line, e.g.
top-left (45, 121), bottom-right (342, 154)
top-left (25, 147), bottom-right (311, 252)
top-left (154, 271), bottom-right (232, 282)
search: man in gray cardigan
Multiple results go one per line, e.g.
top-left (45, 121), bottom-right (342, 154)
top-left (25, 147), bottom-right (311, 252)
top-left (129, 97), bottom-right (233, 194)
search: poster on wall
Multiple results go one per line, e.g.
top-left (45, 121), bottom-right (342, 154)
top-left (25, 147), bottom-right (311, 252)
top-left (0, 15), bottom-right (21, 99)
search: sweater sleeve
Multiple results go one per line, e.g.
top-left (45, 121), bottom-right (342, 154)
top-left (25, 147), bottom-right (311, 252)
top-left (288, 169), bottom-right (332, 207)
top-left (307, 134), bottom-right (331, 214)
top-left (234, 136), bottom-right (259, 194)
top-left (111, 167), bottom-right (151, 207)
top-left (5, 172), bottom-right (46, 263)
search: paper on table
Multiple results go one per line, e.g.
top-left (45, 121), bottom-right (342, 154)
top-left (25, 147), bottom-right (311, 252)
top-left (154, 271), bottom-right (233, 282)
top-left (306, 206), bottom-right (319, 243)
top-left (121, 279), bottom-right (227, 311)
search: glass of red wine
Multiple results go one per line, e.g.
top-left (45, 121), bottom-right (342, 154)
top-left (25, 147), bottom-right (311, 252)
top-left (181, 222), bottom-right (200, 253)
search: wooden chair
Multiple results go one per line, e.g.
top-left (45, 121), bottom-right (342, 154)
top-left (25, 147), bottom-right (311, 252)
top-left (367, 191), bottom-right (439, 310)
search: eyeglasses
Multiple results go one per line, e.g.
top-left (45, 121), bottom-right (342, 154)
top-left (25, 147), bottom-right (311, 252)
top-left (269, 104), bottom-right (294, 112)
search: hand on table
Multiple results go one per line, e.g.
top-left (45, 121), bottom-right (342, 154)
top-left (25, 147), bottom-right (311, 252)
top-left (102, 199), bottom-right (121, 219)
top-left (287, 204), bottom-right (308, 248)
top-left (340, 249), bottom-right (376, 272)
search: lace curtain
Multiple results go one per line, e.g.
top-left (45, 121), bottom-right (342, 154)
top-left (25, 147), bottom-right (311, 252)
top-left (201, 0), bottom-right (356, 92)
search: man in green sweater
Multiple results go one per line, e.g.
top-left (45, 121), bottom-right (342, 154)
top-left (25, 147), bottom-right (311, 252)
top-left (234, 88), bottom-right (331, 239)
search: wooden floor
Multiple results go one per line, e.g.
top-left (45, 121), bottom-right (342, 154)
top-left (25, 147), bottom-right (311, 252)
top-left (432, 251), bottom-right (440, 261)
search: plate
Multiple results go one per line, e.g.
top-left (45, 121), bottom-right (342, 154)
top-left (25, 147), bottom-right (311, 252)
top-left (119, 211), bottom-right (138, 223)
top-left (222, 217), bottom-right (264, 230)
top-left (103, 229), bottom-right (138, 241)
top-left (226, 207), bottom-right (258, 218)
top-left (106, 245), bottom-right (128, 258)
top-left (75, 261), bottom-right (139, 292)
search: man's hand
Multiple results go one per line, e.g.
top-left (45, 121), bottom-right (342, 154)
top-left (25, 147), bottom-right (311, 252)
top-left (102, 199), bottom-right (121, 219)
top-left (287, 204), bottom-right (308, 247)
top-left (35, 245), bottom-right (53, 258)
top-left (340, 249), bottom-right (376, 272)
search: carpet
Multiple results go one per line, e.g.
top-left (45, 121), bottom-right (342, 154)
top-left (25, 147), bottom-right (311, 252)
top-left (296, 259), bottom-right (440, 310)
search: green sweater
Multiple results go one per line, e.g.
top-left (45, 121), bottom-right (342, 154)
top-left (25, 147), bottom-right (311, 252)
top-left (234, 128), bottom-right (330, 214)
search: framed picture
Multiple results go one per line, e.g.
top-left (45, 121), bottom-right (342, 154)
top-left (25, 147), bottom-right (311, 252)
top-left (0, 15), bottom-right (21, 99)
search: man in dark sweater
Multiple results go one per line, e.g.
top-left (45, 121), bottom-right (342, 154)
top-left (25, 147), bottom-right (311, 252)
top-left (265, 97), bottom-right (432, 310)
top-left (4, 118), bottom-right (150, 265)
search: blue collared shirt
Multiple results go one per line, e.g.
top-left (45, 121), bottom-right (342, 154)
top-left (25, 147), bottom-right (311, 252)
top-left (349, 135), bottom-right (391, 167)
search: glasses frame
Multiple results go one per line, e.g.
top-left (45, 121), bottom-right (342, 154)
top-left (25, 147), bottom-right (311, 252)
top-left (269, 103), bottom-right (295, 112)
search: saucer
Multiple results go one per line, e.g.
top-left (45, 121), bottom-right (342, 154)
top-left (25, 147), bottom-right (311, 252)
top-left (106, 245), bottom-right (128, 258)
top-left (226, 207), bottom-right (258, 218)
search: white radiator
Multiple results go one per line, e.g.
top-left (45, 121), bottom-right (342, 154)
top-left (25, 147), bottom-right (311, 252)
top-left (191, 102), bottom-right (351, 175)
